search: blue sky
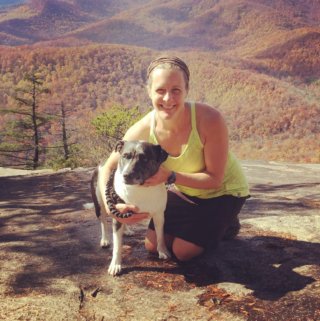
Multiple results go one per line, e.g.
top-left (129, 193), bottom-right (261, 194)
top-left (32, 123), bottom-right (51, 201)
top-left (0, 0), bottom-right (25, 7)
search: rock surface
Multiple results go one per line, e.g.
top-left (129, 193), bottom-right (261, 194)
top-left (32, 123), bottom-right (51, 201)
top-left (0, 161), bottom-right (319, 321)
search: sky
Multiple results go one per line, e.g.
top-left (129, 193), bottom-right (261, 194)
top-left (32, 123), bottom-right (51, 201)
top-left (0, 0), bottom-right (25, 8)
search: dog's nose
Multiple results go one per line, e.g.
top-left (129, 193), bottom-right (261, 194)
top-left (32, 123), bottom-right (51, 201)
top-left (123, 173), bottom-right (133, 183)
top-left (123, 172), bottom-right (131, 178)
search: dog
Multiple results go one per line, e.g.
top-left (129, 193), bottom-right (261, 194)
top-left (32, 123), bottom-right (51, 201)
top-left (91, 140), bottom-right (171, 276)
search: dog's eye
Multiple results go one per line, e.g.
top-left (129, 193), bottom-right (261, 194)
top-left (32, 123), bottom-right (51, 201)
top-left (123, 153), bottom-right (131, 159)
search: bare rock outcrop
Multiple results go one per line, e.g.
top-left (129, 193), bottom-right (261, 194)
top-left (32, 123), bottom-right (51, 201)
top-left (0, 161), bottom-right (319, 321)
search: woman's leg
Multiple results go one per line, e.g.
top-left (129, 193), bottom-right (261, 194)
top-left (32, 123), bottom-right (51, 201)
top-left (171, 237), bottom-right (204, 262)
top-left (146, 194), bottom-right (248, 261)
top-left (145, 228), bottom-right (174, 253)
top-left (145, 229), bottom-right (204, 262)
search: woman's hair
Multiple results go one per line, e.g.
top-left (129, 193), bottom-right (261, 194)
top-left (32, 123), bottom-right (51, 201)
top-left (146, 56), bottom-right (190, 90)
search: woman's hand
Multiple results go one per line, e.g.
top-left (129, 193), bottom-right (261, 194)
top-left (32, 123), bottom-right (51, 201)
top-left (111, 203), bottom-right (149, 224)
top-left (143, 166), bottom-right (171, 186)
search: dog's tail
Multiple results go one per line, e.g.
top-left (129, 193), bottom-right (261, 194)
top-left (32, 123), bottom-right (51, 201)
top-left (90, 167), bottom-right (101, 218)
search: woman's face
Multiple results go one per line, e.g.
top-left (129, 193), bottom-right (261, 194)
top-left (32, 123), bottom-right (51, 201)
top-left (148, 68), bottom-right (188, 120)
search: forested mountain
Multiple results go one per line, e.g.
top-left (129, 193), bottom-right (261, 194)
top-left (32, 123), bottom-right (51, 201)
top-left (0, 0), bottom-right (319, 51)
top-left (0, 0), bottom-right (319, 166)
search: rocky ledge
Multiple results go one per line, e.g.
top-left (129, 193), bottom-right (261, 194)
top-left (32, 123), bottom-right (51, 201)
top-left (0, 161), bottom-right (319, 321)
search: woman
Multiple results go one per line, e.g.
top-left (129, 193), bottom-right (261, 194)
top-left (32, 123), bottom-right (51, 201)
top-left (99, 56), bottom-right (249, 262)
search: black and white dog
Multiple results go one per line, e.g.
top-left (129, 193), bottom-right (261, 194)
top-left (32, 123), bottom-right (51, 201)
top-left (91, 140), bottom-right (171, 276)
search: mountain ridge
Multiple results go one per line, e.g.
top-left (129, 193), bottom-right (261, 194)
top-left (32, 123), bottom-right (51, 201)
top-left (0, 0), bottom-right (319, 51)
top-left (0, 0), bottom-right (319, 164)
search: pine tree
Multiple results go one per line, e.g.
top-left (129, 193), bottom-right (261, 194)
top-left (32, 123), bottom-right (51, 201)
top-left (0, 72), bottom-right (50, 169)
top-left (60, 101), bottom-right (70, 160)
top-left (44, 100), bottom-right (78, 169)
top-left (92, 104), bottom-right (145, 152)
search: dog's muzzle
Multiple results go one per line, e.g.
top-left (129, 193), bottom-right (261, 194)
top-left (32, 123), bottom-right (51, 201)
top-left (123, 172), bottom-right (145, 185)
top-left (116, 140), bottom-right (169, 186)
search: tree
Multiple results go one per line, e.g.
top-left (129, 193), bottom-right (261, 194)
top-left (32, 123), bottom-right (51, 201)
top-left (0, 72), bottom-right (50, 169)
top-left (90, 105), bottom-right (144, 158)
top-left (44, 101), bottom-right (80, 170)
top-left (91, 104), bottom-right (146, 152)
top-left (60, 101), bottom-right (70, 160)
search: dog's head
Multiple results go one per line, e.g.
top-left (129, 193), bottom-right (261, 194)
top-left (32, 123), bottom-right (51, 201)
top-left (115, 140), bottom-right (168, 185)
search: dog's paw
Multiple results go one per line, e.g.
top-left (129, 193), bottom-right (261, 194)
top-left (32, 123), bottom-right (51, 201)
top-left (124, 225), bottom-right (135, 236)
top-left (108, 262), bottom-right (122, 276)
top-left (158, 249), bottom-right (171, 260)
top-left (100, 238), bottom-right (110, 248)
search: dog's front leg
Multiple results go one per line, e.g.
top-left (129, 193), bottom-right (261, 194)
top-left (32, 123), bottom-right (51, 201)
top-left (99, 214), bottom-right (110, 248)
top-left (108, 219), bottom-right (124, 276)
top-left (152, 213), bottom-right (171, 260)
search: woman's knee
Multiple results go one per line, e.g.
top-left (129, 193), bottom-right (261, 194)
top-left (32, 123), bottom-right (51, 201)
top-left (145, 229), bottom-right (175, 254)
top-left (145, 229), bottom-right (158, 253)
top-left (172, 238), bottom-right (204, 262)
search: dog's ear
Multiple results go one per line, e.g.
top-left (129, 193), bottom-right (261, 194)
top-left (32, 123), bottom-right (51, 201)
top-left (114, 140), bottom-right (125, 153)
top-left (155, 145), bottom-right (168, 163)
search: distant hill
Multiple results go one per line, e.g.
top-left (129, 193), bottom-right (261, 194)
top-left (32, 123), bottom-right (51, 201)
top-left (0, 0), bottom-right (152, 44)
top-left (0, 0), bottom-right (319, 66)
top-left (0, 44), bottom-right (319, 164)
top-left (253, 29), bottom-right (320, 79)
top-left (0, 0), bottom-right (319, 51)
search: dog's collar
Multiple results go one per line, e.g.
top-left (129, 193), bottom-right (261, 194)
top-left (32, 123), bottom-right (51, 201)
top-left (167, 171), bottom-right (176, 185)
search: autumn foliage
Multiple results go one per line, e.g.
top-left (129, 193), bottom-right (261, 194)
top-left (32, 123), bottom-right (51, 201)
top-left (0, 43), bottom-right (319, 167)
top-left (0, 0), bottom-right (319, 167)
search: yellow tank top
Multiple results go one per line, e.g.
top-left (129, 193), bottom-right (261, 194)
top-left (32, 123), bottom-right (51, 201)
top-left (149, 102), bottom-right (250, 199)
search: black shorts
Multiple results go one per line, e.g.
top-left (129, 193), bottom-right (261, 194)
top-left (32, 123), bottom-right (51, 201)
top-left (148, 191), bottom-right (248, 249)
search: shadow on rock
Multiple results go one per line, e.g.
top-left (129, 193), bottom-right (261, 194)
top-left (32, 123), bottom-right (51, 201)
top-left (201, 236), bottom-right (320, 300)
top-left (118, 234), bottom-right (319, 301)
